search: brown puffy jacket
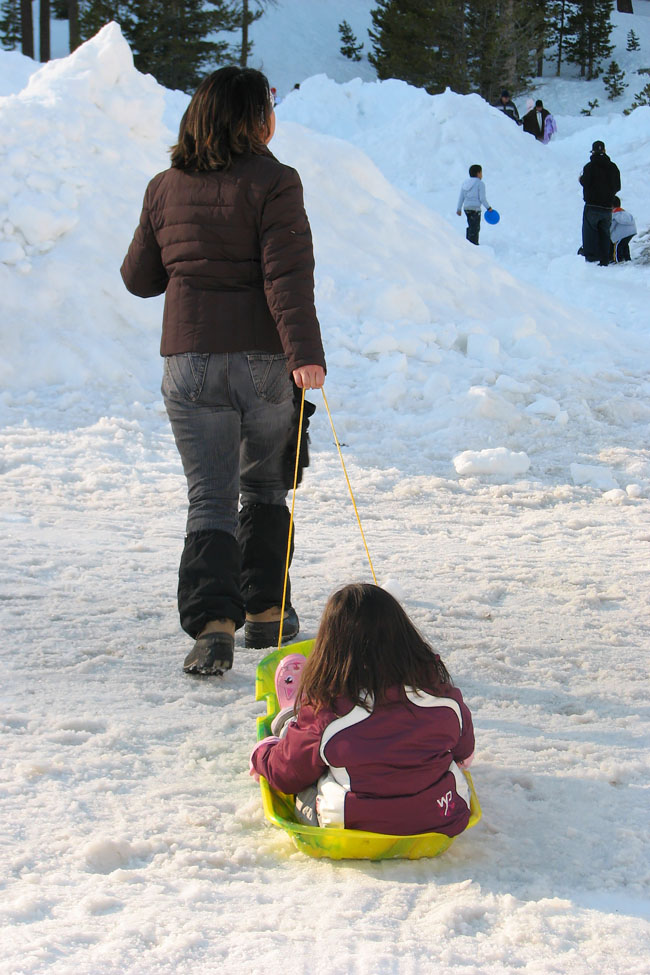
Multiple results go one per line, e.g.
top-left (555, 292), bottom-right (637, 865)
top-left (120, 148), bottom-right (325, 374)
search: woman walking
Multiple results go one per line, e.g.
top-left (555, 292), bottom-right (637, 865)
top-left (121, 67), bottom-right (325, 676)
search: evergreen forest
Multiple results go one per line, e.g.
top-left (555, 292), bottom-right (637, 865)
top-left (0, 0), bottom-right (627, 98)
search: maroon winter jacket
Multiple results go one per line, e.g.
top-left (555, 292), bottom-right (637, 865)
top-left (252, 683), bottom-right (475, 836)
top-left (120, 148), bottom-right (325, 374)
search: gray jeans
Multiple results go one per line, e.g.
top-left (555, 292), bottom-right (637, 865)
top-left (162, 352), bottom-right (296, 633)
top-left (162, 352), bottom-right (294, 536)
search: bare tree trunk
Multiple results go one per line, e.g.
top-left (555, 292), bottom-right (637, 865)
top-left (241, 0), bottom-right (248, 67)
top-left (68, 0), bottom-right (80, 51)
top-left (502, 0), bottom-right (517, 86)
top-left (20, 0), bottom-right (34, 57)
top-left (40, 0), bottom-right (50, 61)
top-left (535, 1), bottom-right (545, 76)
top-left (556, 0), bottom-right (566, 76)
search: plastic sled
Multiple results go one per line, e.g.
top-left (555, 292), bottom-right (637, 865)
top-left (484, 208), bottom-right (500, 224)
top-left (255, 640), bottom-right (482, 861)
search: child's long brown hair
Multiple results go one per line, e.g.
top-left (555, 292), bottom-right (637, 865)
top-left (299, 583), bottom-right (451, 713)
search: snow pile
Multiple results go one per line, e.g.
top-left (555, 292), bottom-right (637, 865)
top-left (0, 11), bottom-right (650, 975)
top-left (3, 24), bottom-right (649, 493)
top-left (0, 23), bottom-right (173, 400)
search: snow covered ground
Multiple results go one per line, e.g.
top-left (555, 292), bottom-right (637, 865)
top-left (1, 10), bottom-right (650, 975)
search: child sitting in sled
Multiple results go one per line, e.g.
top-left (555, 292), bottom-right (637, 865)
top-left (250, 583), bottom-right (475, 837)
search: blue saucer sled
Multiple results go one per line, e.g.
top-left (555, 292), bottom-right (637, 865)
top-left (255, 640), bottom-right (482, 861)
top-left (484, 208), bottom-right (500, 224)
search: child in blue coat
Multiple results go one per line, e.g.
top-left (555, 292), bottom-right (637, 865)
top-left (456, 165), bottom-right (494, 245)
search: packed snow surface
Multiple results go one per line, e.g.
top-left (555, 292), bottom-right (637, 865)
top-left (1, 15), bottom-right (649, 975)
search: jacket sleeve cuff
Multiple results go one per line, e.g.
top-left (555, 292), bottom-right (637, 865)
top-left (249, 736), bottom-right (280, 772)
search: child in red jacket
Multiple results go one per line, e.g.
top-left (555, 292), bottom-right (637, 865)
top-left (250, 583), bottom-right (475, 836)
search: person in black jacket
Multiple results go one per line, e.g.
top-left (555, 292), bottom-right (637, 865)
top-left (522, 99), bottom-right (550, 141)
top-left (579, 140), bottom-right (621, 266)
top-left (494, 89), bottom-right (521, 124)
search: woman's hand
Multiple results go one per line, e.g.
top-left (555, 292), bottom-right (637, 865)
top-left (293, 365), bottom-right (325, 389)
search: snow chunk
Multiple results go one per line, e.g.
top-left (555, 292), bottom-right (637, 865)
top-left (526, 396), bottom-right (562, 419)
top-left (570, 463), bottom-right (618, 491)
top-left (626, 484), bottom-right (644, 499)
top-left (381, 578), bottom-right (407, 602)
top-left (453, 447), bottom-right (531, 477)
top-left (81, 835), bottom-right (154, 874)
top-left (495, 375), bottom-right (532, 394)
top-left (0, 240), bottom-right (26, 264)
top-left (467, 333), bottom-right (500, 360)
top-left (602, 489), bottom-right (628, 504)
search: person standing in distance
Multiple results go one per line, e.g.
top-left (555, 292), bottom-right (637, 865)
top-left (495, 89), bottom-right (521, 124)
top-left (579, 140), bottom-right (621, 266)
top-left (522, 99), bottom-right (551, 142)
top-left (121, 68), bottom-right (326, 676)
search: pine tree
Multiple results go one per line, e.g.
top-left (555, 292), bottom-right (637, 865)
top-left (76, 0), bottom-right (238, 90)
top-left (79, 1), bottom-right (132, 40)
top-left (530, 0), bottom-right (548, 76)
top-left (126, 0), bottom-right (237, 92)
top-left (368, 0), bottom-right (469, 95)
top-left (465, 0), bottom-right (534, 102)
top-left (623, 81), bottom-right (650, 114)
top-left (580, 97), bottom-right (599, 115)
top-left (603, 59), bottom-right (627, 98)
top-left (626, 29), bottom-right (640, 52)
top-left (338, 19), bottom-right (363, 62)
top-left (546, 0), bottom-right (579, 76)
top-left (233, 0), bottom-right (275, 69)
top-left (564, 0), bottom-right (614, 80)
top-left (0, 0), bottom-right (21, 49)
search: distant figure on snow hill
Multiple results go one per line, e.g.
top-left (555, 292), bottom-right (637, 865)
top-left (494, 89), bottom-right (521, 125)
top-left (610, 196), bottom-right (637, 263)
top-left (456, 164), bottom-right (494, 246)
top-left (578, 140), bottom-right (621, 266)
top-left (522, 99), bottom-right (556, 143)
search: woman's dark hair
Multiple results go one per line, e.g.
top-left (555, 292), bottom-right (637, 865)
top-left (298, 583), bottom-right (452, 713)
top-left (469, 164), bottom-right (482, 178)
top-left (171, 66), bottom-right (272, 172)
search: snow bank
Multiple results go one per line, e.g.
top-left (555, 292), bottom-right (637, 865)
top-left (0, 24), bottom-right (172, 402)
top-left (4, 27), bottom-right (649, 492)
top-left (1, 10), bottom-right (650, 975)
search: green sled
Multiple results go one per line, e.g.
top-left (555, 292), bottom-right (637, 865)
top-left (255, 639), bottom-right (482, 860)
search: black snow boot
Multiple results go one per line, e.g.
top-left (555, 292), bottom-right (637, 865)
top-left (183, 631), bottom-right (234, 676)
top-left (244, 606), bottom-right (300, 650)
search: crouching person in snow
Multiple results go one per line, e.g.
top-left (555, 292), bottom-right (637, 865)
top-left (120, 67), bottom-right (326, 677)
top-left (250, 584), bottom-right (475, 836)
top-left (610, 196), bottom-right (637, 263)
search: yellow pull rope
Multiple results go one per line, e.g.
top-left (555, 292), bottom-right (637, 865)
top-left (278, 388), bottom-right (306, 650)
top-left (321, 388), bottom-right (378, 586)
